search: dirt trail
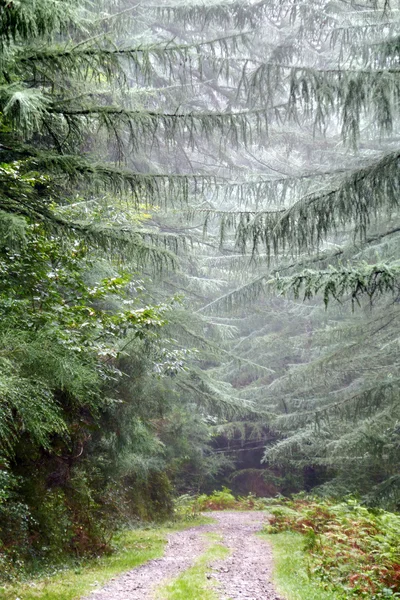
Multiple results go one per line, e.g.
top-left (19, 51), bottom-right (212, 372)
top-left (210, 512), bottom-right (282, 600)
top-left (82, 511), bottom-right (282, 600)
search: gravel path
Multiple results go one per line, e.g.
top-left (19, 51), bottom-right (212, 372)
top-left (209, 511), bottom-right (282, 600)
top-left (82, 511), bottom-right (282, 599)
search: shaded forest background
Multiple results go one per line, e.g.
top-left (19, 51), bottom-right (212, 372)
top-left (0, 0), bottom-right (399, 578)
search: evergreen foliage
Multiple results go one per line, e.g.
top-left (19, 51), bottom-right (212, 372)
top-left (0, 0), bottom-right (228, 574)
top-left (133, 0), bottom-right (400, 507)
top-left (0, 0), bottom-right (400, 579)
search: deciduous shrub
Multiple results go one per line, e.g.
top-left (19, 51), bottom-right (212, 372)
top-left (0, 468), bottom-right (32, 580)
top-left (196, 487), bottom-right (237, 510)
top-left (175, 489), bottom-right (272, 513)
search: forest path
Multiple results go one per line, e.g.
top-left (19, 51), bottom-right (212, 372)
top-left (82, 511), bottom-right (282, 600)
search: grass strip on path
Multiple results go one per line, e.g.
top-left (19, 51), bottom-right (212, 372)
top-left (263, 531), bottom-right (342, 600)
top-left (0, 519), bottom-right (210, 600)
top-left (157, 532), bottom-right (229, 600)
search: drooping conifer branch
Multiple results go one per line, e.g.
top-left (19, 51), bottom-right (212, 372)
top-left (198, 224), bottom-right (400, 313)
top-left (47, 105), bottom-right (271, 151)
top-left (245, 63), bottom-right (400, 142)
top-left (275, 263), bottom-right (400, 306)
top-left (0, 0), bottom-right (81, 47)
top-left (235, 150), bottom-right (400, 257)
top-left (27, 154), bottom-right (216, 207)
top-left (19, 32), bottom-right (254, 85)
top-left (153, 0), bottom-right (341, 33)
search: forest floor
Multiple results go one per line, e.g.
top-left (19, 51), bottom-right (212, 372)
top-left (82, 511), bottom-right (282, 600)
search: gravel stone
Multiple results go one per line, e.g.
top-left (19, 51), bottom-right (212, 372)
top-left (208, 511), bottom-right (283, 600)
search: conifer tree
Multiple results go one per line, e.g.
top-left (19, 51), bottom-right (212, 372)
top-left (119, 0), bottom-right (400, 505)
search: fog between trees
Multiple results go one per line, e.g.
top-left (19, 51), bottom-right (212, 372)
top-left (0, 0), bottom-right (399, 574)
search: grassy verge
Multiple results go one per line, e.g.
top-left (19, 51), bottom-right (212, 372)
top-left (0, 518), bottom-right (211, 600)
top-left (262, 532), bottom-right (342, 600)
top-left (157, 532), bottom-right (229, 600)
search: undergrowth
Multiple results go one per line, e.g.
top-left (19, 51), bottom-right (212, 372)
top-left (265, 497), bottom-right (400, 599)
top-left (265, 531), bottom-right (342, 600)
top-left (174, 488), bottom-right (270, 515)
